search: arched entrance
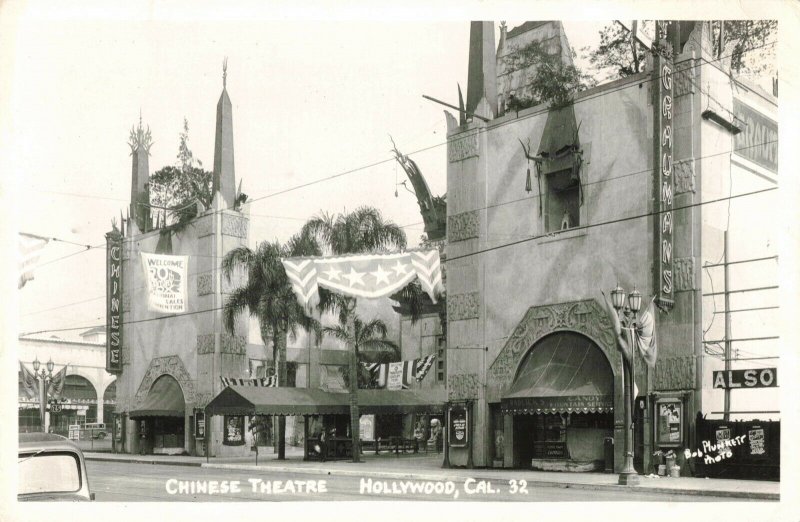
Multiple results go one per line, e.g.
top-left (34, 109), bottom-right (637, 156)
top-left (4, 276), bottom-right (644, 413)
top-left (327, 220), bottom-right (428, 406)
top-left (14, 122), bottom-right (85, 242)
top-left (51, 375), bottom-right (98, 435)
top-left (501, 331), bottom-right (614, 471)
top-left (129, 374), bottom-right (186, 455)
top-left (102, 380), bottom-right (116, 426)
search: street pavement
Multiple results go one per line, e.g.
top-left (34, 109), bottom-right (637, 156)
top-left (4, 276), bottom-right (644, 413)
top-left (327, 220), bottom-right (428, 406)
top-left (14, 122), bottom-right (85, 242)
top-left (83, 447), bottom-right (780, 501)
top-left (86, 460), bottom-right (738, 502)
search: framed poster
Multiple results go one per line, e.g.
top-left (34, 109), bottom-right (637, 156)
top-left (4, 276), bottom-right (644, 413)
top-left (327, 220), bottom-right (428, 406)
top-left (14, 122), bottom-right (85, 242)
top-left (654, 398), bottom-right (683, 447)
top-left (194, 410), bottom-right (206, 439)
top-left (748, 426), bottom-right (766, 456)
top-left (223, 415), bottom-right (244, 446)
top-left (448, 405), bottom-right (469, 448)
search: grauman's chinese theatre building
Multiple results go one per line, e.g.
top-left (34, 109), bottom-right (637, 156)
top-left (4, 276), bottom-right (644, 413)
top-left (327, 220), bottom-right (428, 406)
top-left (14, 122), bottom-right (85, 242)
top-left (444, 22), bottom-right (777, 474)
top-left (110, 70), bottom-right (253, 457)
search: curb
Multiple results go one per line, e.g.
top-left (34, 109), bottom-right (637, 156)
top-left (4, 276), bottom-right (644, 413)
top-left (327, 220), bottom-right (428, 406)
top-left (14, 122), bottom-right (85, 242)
top-left (85, 456), bottom-right (779, 500)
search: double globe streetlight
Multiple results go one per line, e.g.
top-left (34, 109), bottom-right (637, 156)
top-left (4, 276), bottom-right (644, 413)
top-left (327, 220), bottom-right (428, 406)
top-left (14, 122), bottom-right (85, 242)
top-left (31, 357), bottom-right (55, 432)
top-left (609, 284), bottom-right (642, 486)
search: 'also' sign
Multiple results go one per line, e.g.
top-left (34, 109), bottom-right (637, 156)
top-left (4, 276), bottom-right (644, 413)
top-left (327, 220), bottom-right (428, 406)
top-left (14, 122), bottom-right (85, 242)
top-left (713, 368), bottom-right (777, 389)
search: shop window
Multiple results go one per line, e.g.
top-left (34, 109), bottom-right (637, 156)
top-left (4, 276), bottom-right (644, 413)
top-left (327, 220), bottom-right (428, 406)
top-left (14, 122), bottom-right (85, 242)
top-left (544, 168), bottom-right (580, 233)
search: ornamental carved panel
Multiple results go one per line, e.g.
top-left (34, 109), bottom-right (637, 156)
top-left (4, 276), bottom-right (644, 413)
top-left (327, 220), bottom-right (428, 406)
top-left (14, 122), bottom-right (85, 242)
top-left (222, 214), bottom-right (249, 239)
top-left (197, 334), bottom-right (215, 354)
top-left (197, 273), bottom-right (213, 295)
top-left (134, 355), bottom-right (195, 404)
top-left (448, 292), bottom-right (480, 321)
top-left (448, 132), bottom-right (478, 163)
top-left (654, 355), bottom-right (696, 390)
top-left (674, 159), bottom-right (695, 194)
top-left (673, 257), bottom-right (695, 292)
top-left (221, 333), bottom-right (246, 354)
top-left (447, 211), bottom-right (479, 242)
top-left (447, 373), bottom-right (480, 401)
top-left (488, 299), bottom-right (619, 392)
top-left (673, 59), bottom-right (696, 98)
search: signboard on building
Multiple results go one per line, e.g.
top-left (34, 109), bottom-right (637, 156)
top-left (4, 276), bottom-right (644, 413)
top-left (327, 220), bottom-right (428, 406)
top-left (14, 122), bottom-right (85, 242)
top-left (105, 230), bottom-right (123, 373)
top-left (448, 405), bottom-right (469, 448)
top-left (733, 99), bottom-right (778, 173)
top-left (360, 415), bottom-right (375, 441)
top-left (654, 398), bottom-right (683, 447)
top-left (140, 252), bottom-right (189, 314)
top-left (653, 47), bottom-right (675, 309)
top-left (194, 410), bottom-right (206, 439)
top-left (712, 368), bottom-right (777, 389)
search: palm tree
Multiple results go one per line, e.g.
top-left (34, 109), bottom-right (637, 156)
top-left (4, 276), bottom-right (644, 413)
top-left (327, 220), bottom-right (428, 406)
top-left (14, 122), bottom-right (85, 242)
top-left (324, 316), bottom-right (399, 389)
top-left (222, 232), bottom-right (321, 459)
top-left (302, 206), bottom-right (406, 462)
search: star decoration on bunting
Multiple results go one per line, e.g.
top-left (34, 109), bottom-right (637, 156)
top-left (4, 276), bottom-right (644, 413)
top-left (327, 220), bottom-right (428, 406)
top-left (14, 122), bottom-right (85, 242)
top-left (371, 265), bottom-right (391, 285)
top-left (324, 266), bottom-right (342, 281)
top-left (392, 260), bottom-right (408, 276)
top-left (343, 268), bottom-right (365, 287)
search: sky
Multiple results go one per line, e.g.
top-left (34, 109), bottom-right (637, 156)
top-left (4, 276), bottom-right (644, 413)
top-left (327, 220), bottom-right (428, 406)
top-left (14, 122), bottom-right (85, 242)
top-left (2, 7), bottom-right (613, 338)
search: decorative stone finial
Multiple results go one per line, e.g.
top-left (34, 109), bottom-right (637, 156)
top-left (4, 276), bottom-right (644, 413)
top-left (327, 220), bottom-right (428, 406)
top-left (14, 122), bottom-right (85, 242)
top-left (128, 113), bottom-right (153, 154)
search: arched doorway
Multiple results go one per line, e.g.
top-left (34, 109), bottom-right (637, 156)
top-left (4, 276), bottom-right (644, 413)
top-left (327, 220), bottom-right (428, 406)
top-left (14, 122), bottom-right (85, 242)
top-left (49, 375), bottom-right (98, 435)
top-left (501, 331), bottom-right (614, 471)
top-left (129, 374), bottom-right (186, 455)
top-left (103, 380), bottom-right (116, 426)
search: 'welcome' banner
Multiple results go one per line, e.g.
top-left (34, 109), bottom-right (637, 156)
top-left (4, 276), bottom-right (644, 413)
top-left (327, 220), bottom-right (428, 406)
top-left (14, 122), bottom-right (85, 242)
top-left (141, 252), bottom-right (188, 313)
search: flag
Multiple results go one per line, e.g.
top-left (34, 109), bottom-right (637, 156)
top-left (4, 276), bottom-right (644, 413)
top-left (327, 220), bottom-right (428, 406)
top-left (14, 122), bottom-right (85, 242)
top-left (18, 233), bottom-right (49, 289)
top-left (281, 249), bottom-right (443, 307)
top-left (220, 376), bottom-right (277, 387)
top-left (47, 364), bottom-right (68, 399)
top-left (362, 355), bottom-right (436, 389)
top-left (402, 355), bottom-right (437, 387)
top-left (19, 361), bottom-right (39, 399)
top-left (281, 258), bottom-right (319, 309)
top-left (413, 354), bottom-right (436, 383)
top-left (362, 362), bottom-right (388, 388)
top-left (635, 298), bottom-right (658, 368)
top-left (600, 291), bottom-right (632, 364)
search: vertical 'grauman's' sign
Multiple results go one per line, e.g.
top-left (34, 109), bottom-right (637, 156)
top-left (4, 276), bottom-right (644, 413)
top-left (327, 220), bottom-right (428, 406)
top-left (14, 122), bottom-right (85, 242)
top-left (106, 229), bottom-right (123, 373)
top-left (653, 43), bottom-right (674, 309)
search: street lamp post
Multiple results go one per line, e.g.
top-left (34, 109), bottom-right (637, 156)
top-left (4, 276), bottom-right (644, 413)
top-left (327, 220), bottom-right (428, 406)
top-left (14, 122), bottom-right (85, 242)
top-left (32, 357), bottom-right (55, 433)
top-left (610, 284), bottom-right (642, 486)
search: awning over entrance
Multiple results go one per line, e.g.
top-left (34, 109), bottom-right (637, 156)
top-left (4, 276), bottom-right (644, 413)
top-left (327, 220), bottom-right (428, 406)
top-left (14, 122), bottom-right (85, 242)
top-left (205, 386), bottom-right (446, 417)
top-left (501, 332), bottom-right (613, 414)
top-left (129, 375), bottom-right (185, 418)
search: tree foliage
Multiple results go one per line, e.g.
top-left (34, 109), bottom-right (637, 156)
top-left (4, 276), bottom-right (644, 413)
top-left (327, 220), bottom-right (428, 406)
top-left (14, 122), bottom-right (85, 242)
top-left (581, 21), bottom-right (776, 82)
top-left (149, 118), bottom-right (213, 227)
top-left (504, 40), bottom-right (596, 110)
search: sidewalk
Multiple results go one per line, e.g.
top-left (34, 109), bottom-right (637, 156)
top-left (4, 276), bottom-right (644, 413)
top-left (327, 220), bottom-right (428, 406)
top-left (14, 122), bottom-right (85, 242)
top-left (84, 448), bottom-right (780, 500)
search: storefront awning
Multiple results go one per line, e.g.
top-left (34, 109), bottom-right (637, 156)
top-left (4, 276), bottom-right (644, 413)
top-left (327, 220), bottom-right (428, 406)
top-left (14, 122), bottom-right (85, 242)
top-left (129, 376), bottom-right (185, 418)
top-left (205, 386), bottom-right (446, 417)
top-left (501, 332), bottom-right (613, 414)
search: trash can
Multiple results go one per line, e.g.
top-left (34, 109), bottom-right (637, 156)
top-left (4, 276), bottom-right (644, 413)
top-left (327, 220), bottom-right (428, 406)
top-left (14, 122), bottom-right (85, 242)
top-left (603, 437), bottom-right (614, 473)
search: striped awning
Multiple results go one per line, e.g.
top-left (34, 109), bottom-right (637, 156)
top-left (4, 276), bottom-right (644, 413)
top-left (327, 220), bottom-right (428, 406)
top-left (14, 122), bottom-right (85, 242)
top-left (501, 332), bottom-right (613, 415)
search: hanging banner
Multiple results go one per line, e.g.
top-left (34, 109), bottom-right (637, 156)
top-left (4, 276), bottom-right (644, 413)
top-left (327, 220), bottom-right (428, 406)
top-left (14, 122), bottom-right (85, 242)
top-left (653, 40), bottom-right (675, 310)
top-left (106, 230), bottom-right (123, 373)
top-left (387, 362), bottom-right (404, 390)
top-left (140, 252), bottom-right (188, 313)
top-left (282, 249), bottom-right (443, 308)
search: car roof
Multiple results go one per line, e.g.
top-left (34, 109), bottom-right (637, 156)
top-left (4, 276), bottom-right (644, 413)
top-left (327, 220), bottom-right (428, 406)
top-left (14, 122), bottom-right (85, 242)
top-left (19, 432), bottom-right (83, 453)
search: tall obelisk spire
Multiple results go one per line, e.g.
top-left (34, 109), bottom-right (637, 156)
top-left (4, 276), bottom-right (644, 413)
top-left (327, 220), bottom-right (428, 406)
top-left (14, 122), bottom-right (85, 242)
top-left (128, 112), bottom-right (152, 232)
top-left (466, 21), bottom-right (497, 120)
top-left (212, 58), bottom-right (236, 208)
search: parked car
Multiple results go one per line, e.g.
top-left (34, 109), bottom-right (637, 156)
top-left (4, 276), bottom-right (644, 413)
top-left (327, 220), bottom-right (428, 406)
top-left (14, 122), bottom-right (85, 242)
top-left (18, 432), bottom-right (94, 501)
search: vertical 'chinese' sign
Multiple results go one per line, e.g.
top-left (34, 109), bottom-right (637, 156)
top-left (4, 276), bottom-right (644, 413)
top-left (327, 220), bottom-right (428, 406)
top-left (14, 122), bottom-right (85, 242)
top-left (653, 43), bottom-right (674, 309)
top-left (106, 230), bottom-right (123, 373)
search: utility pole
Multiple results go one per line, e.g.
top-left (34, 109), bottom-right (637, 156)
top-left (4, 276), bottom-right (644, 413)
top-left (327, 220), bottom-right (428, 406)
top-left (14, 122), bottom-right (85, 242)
top-left (723, 231), bottom-right (731, 421)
